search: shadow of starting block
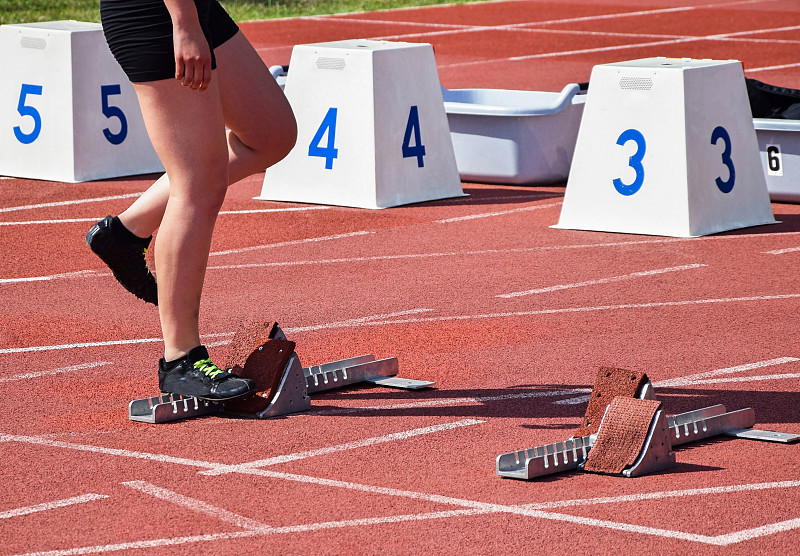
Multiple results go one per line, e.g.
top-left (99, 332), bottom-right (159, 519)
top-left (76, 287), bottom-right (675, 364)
top-left (129, 322), bottom-right (433, 423)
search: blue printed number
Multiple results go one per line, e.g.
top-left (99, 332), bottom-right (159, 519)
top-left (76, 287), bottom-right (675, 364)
top-left (101, 84), bottom-right (128, 145)
top-left (711, 125), bottom-right (735, 193)
top-left (402, 105), bottom-right (426, 167)
top-left (612, 128), bottom-right (646, 196)
top-left (13, 84), bottom-right (43, 144)
top-left (308, 107), bottom-right (338, 169)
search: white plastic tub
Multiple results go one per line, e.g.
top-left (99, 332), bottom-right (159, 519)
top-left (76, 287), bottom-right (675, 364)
top-left (754, 118), bottom-right (800, 202)
top-left (442, 83), bottom-right (585, 185)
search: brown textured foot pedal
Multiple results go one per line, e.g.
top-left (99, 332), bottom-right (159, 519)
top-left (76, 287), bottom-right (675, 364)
top-left (581, 396), bottom-right (675, 477)
top-left (573, 367), bottom-right (652, 437)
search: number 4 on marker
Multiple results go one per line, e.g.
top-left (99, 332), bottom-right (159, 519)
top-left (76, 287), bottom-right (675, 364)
top-left (308, 107), bottom-right (338, 170)
top-left (402, 105), bottom-right (426, 167)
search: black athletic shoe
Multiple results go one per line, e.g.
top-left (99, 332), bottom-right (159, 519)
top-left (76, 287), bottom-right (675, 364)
top-left (86, 215), bottom-right (158, 305)
top-left (158, 345), bottom-right (257, 401)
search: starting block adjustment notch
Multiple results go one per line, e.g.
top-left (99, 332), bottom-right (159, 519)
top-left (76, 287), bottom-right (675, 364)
top-left (555, 57), bottom-right (775, 237)
top-left (258, 39), bottom-right (464, 208)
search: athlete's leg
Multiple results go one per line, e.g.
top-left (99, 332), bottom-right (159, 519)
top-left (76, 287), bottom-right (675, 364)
top-left (133, 75), bottom-right (228, 360)
top-left (118, 31), bottom-right (296, 238)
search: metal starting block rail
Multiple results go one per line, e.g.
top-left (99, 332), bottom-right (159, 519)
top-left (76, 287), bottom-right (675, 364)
top-left (497, 403), bottom-right (799, 480)
top-left (129, 323), bottom-right (433, 423)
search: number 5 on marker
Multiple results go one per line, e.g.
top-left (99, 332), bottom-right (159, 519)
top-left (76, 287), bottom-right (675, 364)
top-left (13, 84), bottom-right (43, 144)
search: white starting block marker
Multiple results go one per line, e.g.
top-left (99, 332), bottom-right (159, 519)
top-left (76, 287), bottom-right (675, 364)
top-left (555, 57), bottom-right (776, 237)
top-left (0, 21), bottom-right (163, 182)
top-left (257, 39), bottom-right (464, 209)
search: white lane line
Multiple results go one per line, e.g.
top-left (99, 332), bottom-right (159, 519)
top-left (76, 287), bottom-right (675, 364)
top-left (202, 419), bottom-right (485, 475)
top-left (286, 308), bottom-right (433, 333)
top-left (5, 294), bottom-right (800, 355)
top-left (749, 62), bottom-right (800, 73)
top-left (122, 481), bottom-right (271, 532)
top-left (0, 362), bottom-right (112, 383)
top-left (677, 372), bottom-right (800, 385)
top-left (764, 246), bottom-right (800, 255)
top-left (0, 193), bottom-right (142, 214)
top-left (0, 207), bottom-right (329, 227)
top-left (0, 332), bottom-right (229, 356)
top-left (208, 230), bottom-right (373, 257)
top-left (525, 479), bottom-right (800, 509)
top-left (5, 229), bottom-right (799, 286)
top-left (0, 270), bottom-right (104, 284)
top-left (556, 357), bottom-right (799, 404)
top-left (655, 357), bottom-right (800, 387)
top-left (498, 264), bottom-right (706, 298)
top-left (0, 494), bottom-right (108, 519)
top-left (436, 202), bottom-right (562, 223)
top-left (5, 432), bottom-right (800, 548)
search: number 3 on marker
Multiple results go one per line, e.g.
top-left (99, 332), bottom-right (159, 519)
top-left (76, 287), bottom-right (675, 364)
top-left (711, 125), bottom-right (735, 193)
top-left (612, 128), bottom-right (646, 196)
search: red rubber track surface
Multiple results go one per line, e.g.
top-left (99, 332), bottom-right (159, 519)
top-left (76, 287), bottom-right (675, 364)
top-left (2, 1), bottom-right (800, 554)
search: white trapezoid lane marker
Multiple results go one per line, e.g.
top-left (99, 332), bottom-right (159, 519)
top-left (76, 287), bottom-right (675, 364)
top-left (0, 494), bottom-right (108, 519)
top-left (4, 433), bottom-right (800, 550)
top-left (498, 264), bottom-right (706, 298)
top-left (122, 481), bottom-right (271, 532)
top-left (201, 419), bottom-right (485, 475)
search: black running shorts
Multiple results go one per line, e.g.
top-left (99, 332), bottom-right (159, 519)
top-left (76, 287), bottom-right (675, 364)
top-left (100, 0), bottom-right (239, 83)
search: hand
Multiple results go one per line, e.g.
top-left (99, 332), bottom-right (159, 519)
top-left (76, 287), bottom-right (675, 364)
top-left (172, 24), bottom-right (212, 91)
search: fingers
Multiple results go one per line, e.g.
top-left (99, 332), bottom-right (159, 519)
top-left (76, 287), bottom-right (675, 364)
top-left (176, 56), bottom-right (212, 91)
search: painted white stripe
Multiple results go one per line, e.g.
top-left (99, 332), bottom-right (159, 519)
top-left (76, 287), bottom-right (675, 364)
top-left (526, 479), bottom-right (800, 509)
top-left (5, 433), bottom-right (800, 548)
top-left (123, 481), bottom-right (271, 532)
top-left (683, 372), bottom-right (800, 385)
top-left (655, 357), bottom-right (799, 387)
top-left (0, 494), bottom-right (108, 519)
top-left (286, 308), bottom-right (433, 333)
top-left (714, 517), bottom-right (800, 545)
top-left (0, 270), bottom-right (103, 284)
top-left (0, 193), bottom-right (142, 214)
top-left (556, 357), bottom-right (799, 404)
top-left (0, 362), bottom-right (112, 383)
top-left (202, 419), bottom-right (484, 475)
top-left (0, 207), bottom-right (329, 227)
top-left (208, 230), bottom-right (373, 257)
top-left (5, 294), bottom-right (800, 355)
top-left (765, 246), bottom-right (800, 255)
top-left (498, 264), bottom-right (706, 298)
top-left (436, 202), bottom-right (562, 223)
top-left (749, 62), bottom-right (800, 73)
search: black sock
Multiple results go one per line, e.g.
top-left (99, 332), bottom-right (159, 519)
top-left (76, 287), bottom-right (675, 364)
top-left (110, 216), bottom-right (151, 245)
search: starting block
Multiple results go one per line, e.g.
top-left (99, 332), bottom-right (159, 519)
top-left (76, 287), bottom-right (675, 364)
top-left (128, 322), bottom-right (433, 424)
top-left (257, 39), bottom-right (464, 209)
top-left (0, 21), bottom-right (163, 182)
top-left (554, 57), bottom-right (776, 237)
top-left (496, 367), bottom-right (798, 480)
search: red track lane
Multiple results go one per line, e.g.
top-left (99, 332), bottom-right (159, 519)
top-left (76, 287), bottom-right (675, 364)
top-left (2, 1), bottom-right (800, 554)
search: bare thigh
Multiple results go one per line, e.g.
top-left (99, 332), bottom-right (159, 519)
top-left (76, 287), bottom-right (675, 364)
top-left (214, 31), bottom-right (297, 158)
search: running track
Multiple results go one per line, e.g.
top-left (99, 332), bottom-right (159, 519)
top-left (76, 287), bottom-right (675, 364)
top-left (2, 0), bottom-right (800, 554)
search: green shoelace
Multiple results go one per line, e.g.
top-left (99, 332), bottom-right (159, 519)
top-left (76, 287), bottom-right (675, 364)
top-left (193, 358), bottom-right (226, 380)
